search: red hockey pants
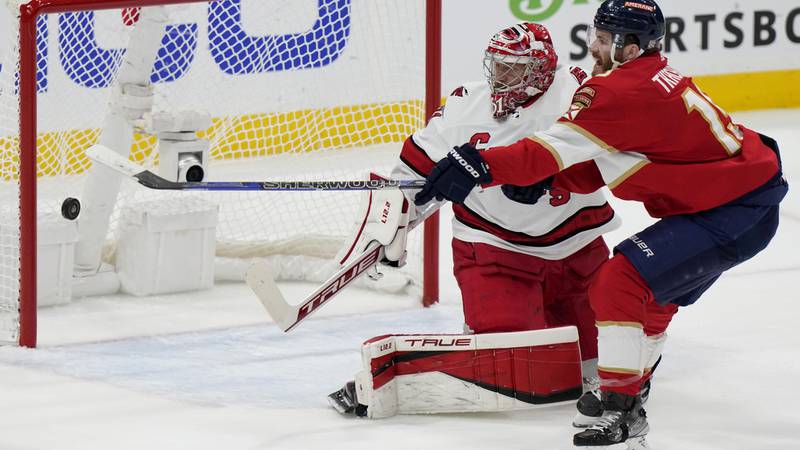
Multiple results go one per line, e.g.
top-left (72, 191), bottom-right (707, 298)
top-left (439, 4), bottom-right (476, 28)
top-left (452, 237), bottom-right (609, 361)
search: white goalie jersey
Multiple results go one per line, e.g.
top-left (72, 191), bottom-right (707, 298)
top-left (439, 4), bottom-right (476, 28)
top-left (394, 66), bottom-right (621, 259)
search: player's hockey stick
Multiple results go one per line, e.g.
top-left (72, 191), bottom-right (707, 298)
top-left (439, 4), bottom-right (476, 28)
top-left (246, 203), bottom-right (439, 332)
top-left (86, 144), bottom-right (427, 191)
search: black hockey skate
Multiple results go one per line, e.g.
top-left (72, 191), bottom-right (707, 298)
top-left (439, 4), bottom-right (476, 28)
top-left (573, 356), bottom-right (659, 428)
top-left (572, 377), bottom-right (651, 428)
top-left (327, 381), bottom-right (368, 417)
top-left (573, 392), bottom-right (649, 449)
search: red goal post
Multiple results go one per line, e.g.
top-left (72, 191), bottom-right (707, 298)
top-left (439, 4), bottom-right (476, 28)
top-left (9, 0), bottom-right (442, 347)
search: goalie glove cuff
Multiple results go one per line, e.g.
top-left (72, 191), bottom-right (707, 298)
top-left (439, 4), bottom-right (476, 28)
top-left (382, 198), bottom-right (413, 267)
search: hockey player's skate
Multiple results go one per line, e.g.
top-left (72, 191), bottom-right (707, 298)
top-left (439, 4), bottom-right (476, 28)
top-left (573, 377), bottom-right (651, 428)
top-left (327, 381), bottom-right (368, 417)
top-left (573, 392), bottom-right (649, 449)
top-left (573, 377), bottom-right (601, 428)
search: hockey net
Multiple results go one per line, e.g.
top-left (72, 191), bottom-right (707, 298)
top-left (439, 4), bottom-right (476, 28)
top-left (0, 0), bottom-right (441, 346)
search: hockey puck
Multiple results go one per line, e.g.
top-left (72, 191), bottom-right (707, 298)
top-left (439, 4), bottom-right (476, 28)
top-left (61, 197), bottom-right (81, 220)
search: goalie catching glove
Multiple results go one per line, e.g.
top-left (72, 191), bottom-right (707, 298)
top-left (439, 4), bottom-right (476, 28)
top-left (336, 174), bottom-right (415, 269)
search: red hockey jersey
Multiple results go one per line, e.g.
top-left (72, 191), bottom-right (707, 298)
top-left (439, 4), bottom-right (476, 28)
top-left (481, 53), bottom-right (781, 218)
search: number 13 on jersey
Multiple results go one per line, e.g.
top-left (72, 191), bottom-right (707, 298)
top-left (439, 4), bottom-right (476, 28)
top-left (681, 87), bottom-right (744, 155)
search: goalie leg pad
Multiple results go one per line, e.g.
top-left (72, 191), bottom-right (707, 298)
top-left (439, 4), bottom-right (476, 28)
top-left (350, 327), bottom-right (583, 418)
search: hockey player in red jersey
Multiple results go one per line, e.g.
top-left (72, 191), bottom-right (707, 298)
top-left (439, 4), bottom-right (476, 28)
top-left (414, 0), bottom-right (788, 447)
top-left (329, 23), bottom-right (620, 418)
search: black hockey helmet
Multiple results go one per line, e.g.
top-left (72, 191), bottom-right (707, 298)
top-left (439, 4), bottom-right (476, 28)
top-left (594, 0), bottom-right (665, 51)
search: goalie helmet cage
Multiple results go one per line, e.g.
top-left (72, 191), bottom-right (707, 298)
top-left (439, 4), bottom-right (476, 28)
top-left (7, 0), bottom-right (442, 347)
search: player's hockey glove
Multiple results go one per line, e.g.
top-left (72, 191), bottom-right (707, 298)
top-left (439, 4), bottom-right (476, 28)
top-left (414, 143), bottom-right (491, 205)
top-left (501, 176), bottom-right (554, 205)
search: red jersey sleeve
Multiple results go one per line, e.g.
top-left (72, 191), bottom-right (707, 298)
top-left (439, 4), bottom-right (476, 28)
top-left (552, 160), bottom-right (605, 194)
top-left (483, 54), bottom-right (781, 217)
top-left (481, 79), bottom-right (626, 188)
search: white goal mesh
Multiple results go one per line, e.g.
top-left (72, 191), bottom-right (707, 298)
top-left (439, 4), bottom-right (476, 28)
top-left (0, 0), bottom-right (435, 345)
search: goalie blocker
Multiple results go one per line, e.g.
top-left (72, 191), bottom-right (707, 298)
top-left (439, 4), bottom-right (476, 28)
top-left (335, 173), bottom-right (414, 269)
top-left (329, 327), bottom-right (583, 418)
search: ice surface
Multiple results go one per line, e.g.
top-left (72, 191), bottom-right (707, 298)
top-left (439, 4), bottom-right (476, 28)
top-left (0, 109), bottom-right (797, 450)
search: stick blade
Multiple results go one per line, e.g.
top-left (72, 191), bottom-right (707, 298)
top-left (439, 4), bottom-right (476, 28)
top-left (86, 144), bottom-right (146, 178)
top-left (245, 262), bottom-right (297, 331)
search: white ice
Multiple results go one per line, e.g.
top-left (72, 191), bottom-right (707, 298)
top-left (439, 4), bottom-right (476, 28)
top-left (0, 109), bottom-right (798, 450)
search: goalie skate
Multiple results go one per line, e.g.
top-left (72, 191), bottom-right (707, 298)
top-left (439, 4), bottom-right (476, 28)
top-left (328, 381), bottom-right (368, 417)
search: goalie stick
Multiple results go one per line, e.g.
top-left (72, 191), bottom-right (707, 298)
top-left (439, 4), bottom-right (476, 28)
top-left (86, 144), bottom-right (427, 191)
top-left (246, 203), bottom-right (439, 332)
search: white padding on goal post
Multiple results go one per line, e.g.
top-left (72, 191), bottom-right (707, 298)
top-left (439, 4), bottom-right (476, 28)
top-left (354, 327), bottom-right (583, 418)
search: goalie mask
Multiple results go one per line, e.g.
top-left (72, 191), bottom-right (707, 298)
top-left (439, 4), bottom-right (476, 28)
top-left (484, 23), bottom-right (558, 119)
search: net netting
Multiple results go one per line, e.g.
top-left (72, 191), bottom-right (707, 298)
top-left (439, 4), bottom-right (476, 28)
top-left (0, 0), bottom-right (430, 344)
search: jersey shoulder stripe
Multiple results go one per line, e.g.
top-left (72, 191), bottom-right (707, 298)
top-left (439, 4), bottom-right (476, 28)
top-left (400, 135), bottom-right (436, 177)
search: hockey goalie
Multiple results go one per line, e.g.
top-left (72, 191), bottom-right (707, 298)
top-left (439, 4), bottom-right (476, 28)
top-left (329, 22), bottom-right (622, 420)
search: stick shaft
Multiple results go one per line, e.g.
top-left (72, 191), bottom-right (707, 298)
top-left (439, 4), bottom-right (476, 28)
top-left (87, 144), bottom-right (426, 192)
